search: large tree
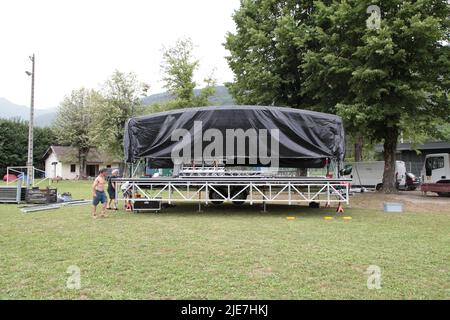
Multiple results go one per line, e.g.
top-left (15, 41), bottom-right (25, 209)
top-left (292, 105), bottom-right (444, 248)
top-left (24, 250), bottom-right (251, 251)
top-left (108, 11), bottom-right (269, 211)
top-left (301, 0), bottom-right (449, 192)
top-left (225, 0), bottom-right (450, 192)
top-left (89, 70), bottom-right (148, 160)
top-left (159, 38), bottom-right (216, 110)
top-left (53, 88), bottom-right (97, 178)
top-left (225, 0), bottom-right (316, 108)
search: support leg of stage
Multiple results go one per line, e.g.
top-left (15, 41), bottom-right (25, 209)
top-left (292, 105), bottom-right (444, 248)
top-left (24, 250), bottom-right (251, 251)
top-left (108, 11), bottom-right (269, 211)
top-left (262, 200), bottom-right (267, 212)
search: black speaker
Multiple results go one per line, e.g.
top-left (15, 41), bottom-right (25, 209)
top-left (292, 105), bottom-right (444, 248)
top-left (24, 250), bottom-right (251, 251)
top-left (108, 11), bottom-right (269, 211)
top-left (132, 198), bottom-right (161, 212)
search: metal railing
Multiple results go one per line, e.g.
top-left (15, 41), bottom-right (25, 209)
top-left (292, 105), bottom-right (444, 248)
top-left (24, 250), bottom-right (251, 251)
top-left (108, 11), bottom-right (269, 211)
top-left (6, 166), bottom-right (51, 187)
top-left (114, 177), bottom-right (350, 210)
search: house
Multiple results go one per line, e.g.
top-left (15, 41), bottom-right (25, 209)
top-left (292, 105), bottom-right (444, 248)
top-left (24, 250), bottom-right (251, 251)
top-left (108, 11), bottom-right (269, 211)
top-left (43, 146), bottom-right (122, 179)
top-left (374, 141), bottom-right (450, 176)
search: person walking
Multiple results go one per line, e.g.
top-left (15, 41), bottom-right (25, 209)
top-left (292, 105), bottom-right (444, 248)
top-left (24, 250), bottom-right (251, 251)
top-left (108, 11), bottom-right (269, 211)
top-left (107, 169), bottom-right (119, 210)
top-left (92, 168), bottom-right (108, 219)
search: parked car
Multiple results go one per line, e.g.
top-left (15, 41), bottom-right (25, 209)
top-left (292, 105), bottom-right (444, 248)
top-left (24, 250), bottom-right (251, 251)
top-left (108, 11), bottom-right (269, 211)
top-left (2, 174), bottom-right (17, 182)
top-left (404, 172), bottom-right (420, 191)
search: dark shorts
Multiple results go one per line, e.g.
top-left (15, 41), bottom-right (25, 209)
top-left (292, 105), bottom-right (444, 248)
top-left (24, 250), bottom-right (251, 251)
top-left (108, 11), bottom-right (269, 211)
top-left (92, 190), bottom-right (107, 206)
top-left (108, 187), bottom-right (116, 200)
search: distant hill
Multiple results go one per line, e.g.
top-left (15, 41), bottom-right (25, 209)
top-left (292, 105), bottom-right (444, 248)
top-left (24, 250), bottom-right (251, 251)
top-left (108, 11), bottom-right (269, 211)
top-left (0, 85), bottom-right (235, 127)
top-left (0, 97), bottom-right (57, 127)
top-left (142, 85), bottom-right (235, 106)
top-left (34, 111), bottom-right (57, 127)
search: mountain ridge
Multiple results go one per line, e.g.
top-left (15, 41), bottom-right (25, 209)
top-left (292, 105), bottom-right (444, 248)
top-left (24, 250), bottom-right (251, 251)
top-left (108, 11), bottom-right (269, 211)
top-left (0, 85), bottom-right (235, 127)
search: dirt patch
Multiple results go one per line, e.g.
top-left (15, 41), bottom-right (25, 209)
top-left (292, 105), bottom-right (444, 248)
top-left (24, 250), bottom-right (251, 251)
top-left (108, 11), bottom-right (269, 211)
top-left (348, 190), bottom-right (450, 213)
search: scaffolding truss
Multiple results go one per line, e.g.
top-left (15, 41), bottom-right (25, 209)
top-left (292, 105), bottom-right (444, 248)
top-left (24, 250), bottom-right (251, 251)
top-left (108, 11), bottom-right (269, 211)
top-left (113, 177), bottom-right (350, 208)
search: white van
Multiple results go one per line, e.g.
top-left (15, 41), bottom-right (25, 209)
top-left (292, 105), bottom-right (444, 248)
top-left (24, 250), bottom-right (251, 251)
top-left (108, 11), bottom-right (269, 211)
top-left (344, 161), bottom-right (407, 190)
top-left (420, 153), bottom-right (450, 183)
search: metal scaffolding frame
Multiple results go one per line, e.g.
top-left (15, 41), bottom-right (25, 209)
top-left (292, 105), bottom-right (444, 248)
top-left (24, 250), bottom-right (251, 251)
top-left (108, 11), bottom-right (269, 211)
top-left (113, 177), bottom-right (350, 209)
top-left (6, 166), bottom-right (50, 187)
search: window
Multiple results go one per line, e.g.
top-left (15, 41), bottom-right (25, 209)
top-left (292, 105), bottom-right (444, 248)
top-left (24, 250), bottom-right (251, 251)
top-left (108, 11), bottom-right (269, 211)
top-left (106, 165), bottom-right (111, 168)
top-left (433, 157), bottom-right (445, 170)
top-left (426, 157), bottom-right (444, 171)
top-left (70, 164), bottom-right (76, 173)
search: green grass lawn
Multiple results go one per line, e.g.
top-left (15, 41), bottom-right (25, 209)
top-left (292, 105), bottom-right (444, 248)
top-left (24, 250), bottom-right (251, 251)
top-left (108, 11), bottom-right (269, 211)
top-left (1, 180), bottom-right (449, 299)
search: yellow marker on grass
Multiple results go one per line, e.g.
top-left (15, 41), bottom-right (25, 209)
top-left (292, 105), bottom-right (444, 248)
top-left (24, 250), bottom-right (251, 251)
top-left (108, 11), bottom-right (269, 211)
top-left (286, 216), bottom-right (296, 220)
top-left (343, 216), bottom-right (352, 221)
top-left (324, 216), bottom-right (334, 220)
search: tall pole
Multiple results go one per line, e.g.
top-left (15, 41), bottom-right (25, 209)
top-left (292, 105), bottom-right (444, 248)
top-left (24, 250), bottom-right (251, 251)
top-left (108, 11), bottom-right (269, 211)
top-left (26, 54), bottom-right (35, 188)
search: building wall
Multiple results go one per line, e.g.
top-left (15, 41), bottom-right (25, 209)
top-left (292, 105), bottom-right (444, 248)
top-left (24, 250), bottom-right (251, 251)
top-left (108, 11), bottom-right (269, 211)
top-left (61, 163), bottom-right (80, 180)
top-left (45, 152), bottom-right (80, 179)
top-left (45, 151), bottom-right (122, 179)
top-left (45, 152), bottom-right (62, 178)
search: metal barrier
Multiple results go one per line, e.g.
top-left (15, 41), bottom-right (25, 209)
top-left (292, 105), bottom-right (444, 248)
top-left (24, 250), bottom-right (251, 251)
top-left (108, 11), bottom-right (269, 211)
top-left (6, 166), bottom-right (50, 187)
top-left (0, 176), bottom-right (25, 203)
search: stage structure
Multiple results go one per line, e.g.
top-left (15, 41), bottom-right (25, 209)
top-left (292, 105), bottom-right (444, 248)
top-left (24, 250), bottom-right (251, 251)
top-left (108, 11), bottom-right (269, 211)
top-left (114, 106), bottom-right (351, 211)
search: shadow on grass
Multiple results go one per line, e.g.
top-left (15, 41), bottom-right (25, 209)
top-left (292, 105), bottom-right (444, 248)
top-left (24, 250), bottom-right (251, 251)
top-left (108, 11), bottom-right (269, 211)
top-left (133, 202), bottom-right (346, 218)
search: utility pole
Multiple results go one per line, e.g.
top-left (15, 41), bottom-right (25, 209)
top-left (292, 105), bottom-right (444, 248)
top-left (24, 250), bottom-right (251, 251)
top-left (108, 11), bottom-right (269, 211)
top-left (26, 54), bottom-right (35, 188)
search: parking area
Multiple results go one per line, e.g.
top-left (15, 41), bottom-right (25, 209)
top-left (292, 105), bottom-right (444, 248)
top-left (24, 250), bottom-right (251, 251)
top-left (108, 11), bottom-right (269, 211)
top-left (349, 190), bottom-right (450, 213)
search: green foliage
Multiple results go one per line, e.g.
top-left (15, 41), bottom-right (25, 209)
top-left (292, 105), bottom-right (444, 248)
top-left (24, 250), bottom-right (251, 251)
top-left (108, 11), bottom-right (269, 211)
top-left (53, 88), bottom-right (98, 175)
top-left (226, 0), bottom-right (450, 191)
top-left (192, 73), bottom-right (216, 107)
top-left (89, 70), bottom-right (148, 160)
top-left (53, 88), bottom-right (95, 152)
top-left (51, 71), bottom-right (148, 165)
top-left (159, 38), bottom-right (216, 110)
top-left (301, 0), bottom-right (450, 139)
top-left (303, 0), bottom-right (449, 191)
top-left (33, 126), bottom-right (57, 168)
top-left (162, 38), bottom-right (198, 104)
top-left (0, 118), bottom-right (56, 175)
top-left (225, 0), bottom-right (316, 108)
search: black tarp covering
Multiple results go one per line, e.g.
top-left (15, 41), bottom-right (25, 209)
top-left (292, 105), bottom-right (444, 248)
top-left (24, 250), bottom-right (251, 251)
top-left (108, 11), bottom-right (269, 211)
top-left (124, 105), bottom-right (345, 168)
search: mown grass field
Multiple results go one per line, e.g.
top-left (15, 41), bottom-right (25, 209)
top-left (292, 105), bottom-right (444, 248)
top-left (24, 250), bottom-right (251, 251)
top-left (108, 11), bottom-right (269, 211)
top-left (1, 181), bottom-right (449, 299)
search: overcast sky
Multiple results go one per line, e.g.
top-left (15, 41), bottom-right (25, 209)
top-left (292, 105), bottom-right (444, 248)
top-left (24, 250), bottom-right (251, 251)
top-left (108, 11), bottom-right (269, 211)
top-left (0, 0), bottom-right (241, 109)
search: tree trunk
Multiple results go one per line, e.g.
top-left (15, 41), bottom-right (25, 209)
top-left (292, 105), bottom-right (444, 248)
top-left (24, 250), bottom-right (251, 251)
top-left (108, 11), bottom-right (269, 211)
top-left (354, 135), bottom-right (363, 162)
top-left (382, 127), bottom-right (399, 193)
top-left (78, 149), bottom-right (88, 179)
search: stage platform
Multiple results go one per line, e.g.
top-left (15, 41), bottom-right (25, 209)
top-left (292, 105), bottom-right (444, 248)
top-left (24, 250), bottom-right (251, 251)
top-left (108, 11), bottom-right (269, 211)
top-left (112, 176), bottom-right (351, 208)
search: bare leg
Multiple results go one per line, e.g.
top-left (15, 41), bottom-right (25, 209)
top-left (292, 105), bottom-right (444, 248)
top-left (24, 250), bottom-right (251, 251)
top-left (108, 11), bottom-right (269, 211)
top-left (107, 199), bottom-right (112, 209)
top-left (92, 205), bottom-right (97, 219)
top-left (101, 202), bottom-right (108, 217)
